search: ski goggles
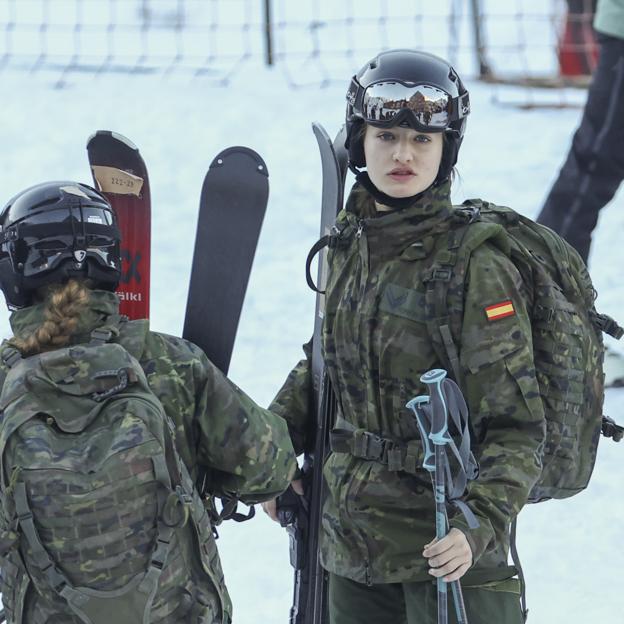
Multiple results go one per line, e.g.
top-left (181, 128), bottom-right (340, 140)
top-left (347, 78), bottom-right (470, 131)
top-left (1, 209), bottom-right (120, 277)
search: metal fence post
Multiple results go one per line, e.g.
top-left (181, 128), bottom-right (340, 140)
top-left (264, 0), bottom-right (273, 66)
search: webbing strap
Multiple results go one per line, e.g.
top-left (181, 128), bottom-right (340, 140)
top-left (1, 347), bottom-right (22, 369)
top-left (510, 518), bottom-right (528, 622)
top-left (15, 469), bottom-right (173, 623)
top-left (602, 416), bottom-right (624, 442)
top-left (305, 235), bottom-right (331, 293)
top-left (217, 497), bottom-right (256, 523)
top-left (590, 310), bottom-right (624, 339)
top-left (439, 324), bottom-right (464, 389)
top-left (151, 453), bottom-right (172, 490)
top-left (88, 314), bottom-right (125, 346)
top-left (443, 379), bottom-right (479, 484)
top-left (329, 428), bottom-right (423, 474)
top-left (305, 223), bottom-right (353, 294)
top-left (14, 481), bottom-right (73, 593)
top-left (409, 378), bottom-right (480, 530)
top-left (131, 455), bottom-right (176, 620)
top-left (423, 225), bottom-right (468, 389)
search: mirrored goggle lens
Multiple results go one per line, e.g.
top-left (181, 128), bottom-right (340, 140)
top-left (362, 82), bottom-right (455, 128)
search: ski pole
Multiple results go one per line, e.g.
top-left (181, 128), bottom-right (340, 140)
top-left (422, 368), bottom-right (471, 624)
top-left (407, 369), bottom-right (470, 624)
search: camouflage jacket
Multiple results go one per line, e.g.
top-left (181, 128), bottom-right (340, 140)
top-left (0, 290), bottom-right (297, 623)
top-left (271, 181), bottom-right (546, 586)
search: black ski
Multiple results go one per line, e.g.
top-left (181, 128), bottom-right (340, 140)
top-left (278, 123), bottom-right (348, 624)
top-left (183, 147), bottom-right (269, 375)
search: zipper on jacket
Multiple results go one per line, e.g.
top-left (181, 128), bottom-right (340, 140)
top-left (355, 219), bottom-right (366, 239)
top-left (365, 561), bottom-right (372, 586)
top-left (357, 221), bottom-right (370, 302)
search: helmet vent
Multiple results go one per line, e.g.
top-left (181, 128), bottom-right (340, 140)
top-left (30, 197), bottom-right (62, 211)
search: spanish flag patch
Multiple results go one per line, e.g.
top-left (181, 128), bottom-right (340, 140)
top-left (485, 300), bottom-right (515, 321)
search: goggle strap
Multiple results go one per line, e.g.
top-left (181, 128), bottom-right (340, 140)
top-left (346, 76), bottom-right (361, 111)
top-left (457, 92), bottom-right (470, 119)
top-left (15, 222), bottom-right (120, 241)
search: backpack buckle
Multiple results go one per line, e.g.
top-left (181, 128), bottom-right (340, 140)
top-left (90, 328), bottom-right (113, 344)
top-left (162, 485), bottom-right (192, 528)
top-left (16, 509), bottom-right (33, 523)
top-left (602, 416), bottom-right (623, 442)
top-left (430, 267), bottom-right (453, 282)
top-left (328, 224), bottom-right (351, 249)
top-left (454, 205), bottom-right (481, 224)
top-left (592, 312), bottom-right (624, 339)
top-left (1, 348), bottom-right (22, 368)
top-left (353, 430), bottom-right (387, 461)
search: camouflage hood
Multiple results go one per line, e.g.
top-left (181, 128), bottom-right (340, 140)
top-left (9, 289), bottom-right (126, 346)
top-left (339, 180), bottom-right (455, 260)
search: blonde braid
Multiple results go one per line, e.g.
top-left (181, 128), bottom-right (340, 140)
top-left (11, 279), bottom-right (92, 356)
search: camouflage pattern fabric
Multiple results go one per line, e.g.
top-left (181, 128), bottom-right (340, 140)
top-left (427, 199), bottom-right (612, 503)
top-left (0, 290), bottom-right (297, 624)
top-left (270, 181), bottom-right (545, 586)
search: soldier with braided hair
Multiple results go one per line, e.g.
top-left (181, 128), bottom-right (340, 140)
top-left (8, 279), bottom-right (93, 356)
top-left (0, 181), bottom-right (297, 624)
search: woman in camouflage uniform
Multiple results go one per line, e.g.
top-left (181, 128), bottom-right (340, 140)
top-left (264, 50), bottom-right (545, 624)
top-left (0, 181), bottom-right (297, 623)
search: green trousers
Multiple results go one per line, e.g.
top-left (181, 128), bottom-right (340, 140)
top-left (329, 573), bottom-right (524, 624)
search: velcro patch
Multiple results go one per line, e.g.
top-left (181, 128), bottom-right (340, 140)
top-left (485, 300), bottom-right (515, 321)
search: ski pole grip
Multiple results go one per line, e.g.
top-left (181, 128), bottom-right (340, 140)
top-left (405, 396), bottom-right (435, 472)
top-left (420, 369), bottom-right (449, 445)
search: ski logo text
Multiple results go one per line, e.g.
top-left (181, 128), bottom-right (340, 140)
top-left (118, 291), bottom-right (142, 302)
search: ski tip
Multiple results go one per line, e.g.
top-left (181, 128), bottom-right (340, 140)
top-left (86, 130), bottom-right (139, 152)
top-left (312, 122), bottom-right (335, 149)
top-left (333, 124), bottom-right (347, 147)
top-left (311, 121), bottom-right (329, 137)
top-left (209, 146), bottom-right (268, 178)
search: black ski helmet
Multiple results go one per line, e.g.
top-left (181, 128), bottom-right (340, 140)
top-left (0, 181), bottom-right (121, 309)
top-left (345, 49), bottom-right (470, 186)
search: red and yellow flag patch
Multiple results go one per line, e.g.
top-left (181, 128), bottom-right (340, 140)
top-left (485, 300), bottom-right (515, 321)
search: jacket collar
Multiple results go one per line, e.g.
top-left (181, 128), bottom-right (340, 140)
top-left (9, 289), bottom-right (122, 341)
top-left (341, 180), bottom-right (455, 258)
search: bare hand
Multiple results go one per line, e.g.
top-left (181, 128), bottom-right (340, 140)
top-left (423, 528), bottom-right (473, 582)
top-left (261, 479), bottom-right (304, 523)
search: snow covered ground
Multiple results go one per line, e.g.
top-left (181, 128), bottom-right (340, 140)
top-left (0, 5), bottom-right (623, 622)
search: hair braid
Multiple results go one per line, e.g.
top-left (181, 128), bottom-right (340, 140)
top-left (10, 279), bottom-right (92, 356)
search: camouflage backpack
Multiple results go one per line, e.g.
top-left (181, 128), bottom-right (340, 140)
top-left (0, 319), bottom-right (226, 624)
top-left (423, 199), bottom-right (623, 504)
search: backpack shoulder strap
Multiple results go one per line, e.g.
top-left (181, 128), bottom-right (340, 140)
top-left (1, 346), bottom-right (22, 369)
top-left (423, 202), bottom-right (510, 387)
top-left (114, 317), bottom-right (150, 361)
top-left (89, 313), bottom-right (126, 345)
top-left (436, 204), bottom-right (528, 622)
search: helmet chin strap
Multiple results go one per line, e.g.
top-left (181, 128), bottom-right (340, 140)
top-left (349, 163), bottom-right (447, 211)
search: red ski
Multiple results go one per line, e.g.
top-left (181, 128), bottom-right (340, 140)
top-left (86, 131), bottom-right (151, 320)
